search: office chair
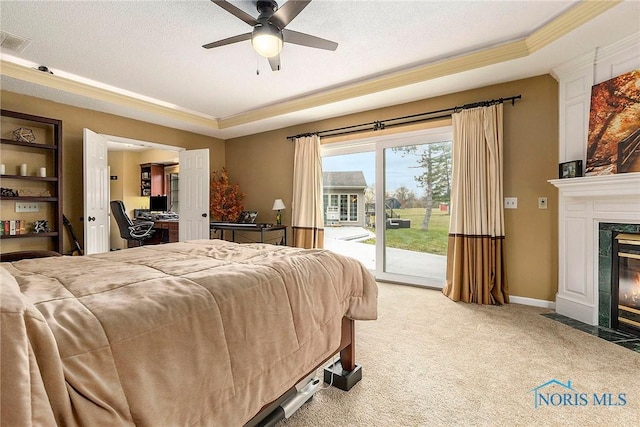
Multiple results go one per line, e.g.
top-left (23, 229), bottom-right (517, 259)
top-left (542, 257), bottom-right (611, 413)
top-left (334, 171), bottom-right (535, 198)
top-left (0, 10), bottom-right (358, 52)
top-left (110, 200), bottom-right (155, 247)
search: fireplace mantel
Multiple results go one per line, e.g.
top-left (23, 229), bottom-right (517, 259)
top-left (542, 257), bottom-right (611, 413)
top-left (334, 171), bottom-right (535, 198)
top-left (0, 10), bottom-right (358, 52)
top-left (548, 172), bottom-right (640, 325)
top-left (549, 173), bottom-right (640, 198)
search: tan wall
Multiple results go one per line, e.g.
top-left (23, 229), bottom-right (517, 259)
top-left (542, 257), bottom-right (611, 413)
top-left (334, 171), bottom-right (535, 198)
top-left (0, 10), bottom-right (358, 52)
top-left (226, 74), bottom-right (559, 301)
top-left (1, 74), bottom-right (559, 301)
top-left (1, 90), bottom-right (225, 254)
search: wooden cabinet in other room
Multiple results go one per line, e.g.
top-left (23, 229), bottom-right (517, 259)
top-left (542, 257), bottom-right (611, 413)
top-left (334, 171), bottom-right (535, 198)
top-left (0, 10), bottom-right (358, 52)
top-left (141, 163), bottom-right (164, 196)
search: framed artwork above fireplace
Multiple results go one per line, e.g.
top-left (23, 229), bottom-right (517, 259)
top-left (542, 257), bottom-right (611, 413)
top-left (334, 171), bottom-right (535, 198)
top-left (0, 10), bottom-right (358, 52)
top-left (585, 69), bottom-right (640, 176)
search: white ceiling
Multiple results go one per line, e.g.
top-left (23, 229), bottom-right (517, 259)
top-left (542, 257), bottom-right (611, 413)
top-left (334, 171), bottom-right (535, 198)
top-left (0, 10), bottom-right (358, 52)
top-left (1, 1), bottom-right (639, 140)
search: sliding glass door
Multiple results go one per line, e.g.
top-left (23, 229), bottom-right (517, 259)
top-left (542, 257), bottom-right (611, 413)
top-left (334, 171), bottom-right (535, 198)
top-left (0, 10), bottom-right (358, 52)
top-left (322, 127), bottom-right (452, 288)
top-left (375, 130), bottom-right (451, 287)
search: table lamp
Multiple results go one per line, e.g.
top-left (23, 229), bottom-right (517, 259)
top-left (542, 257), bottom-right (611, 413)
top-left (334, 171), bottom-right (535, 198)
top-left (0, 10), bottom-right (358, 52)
top-left (272, 199), bottom-right (286, 225)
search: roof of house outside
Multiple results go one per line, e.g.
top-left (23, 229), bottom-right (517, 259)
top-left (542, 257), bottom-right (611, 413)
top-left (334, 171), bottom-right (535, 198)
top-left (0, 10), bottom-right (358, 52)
top-left (323, 171), bottom-right (367, 189)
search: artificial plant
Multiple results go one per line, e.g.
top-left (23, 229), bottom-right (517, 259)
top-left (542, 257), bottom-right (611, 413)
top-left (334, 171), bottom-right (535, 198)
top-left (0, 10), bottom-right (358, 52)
top-left (210, 167), bottom-right (245, 222)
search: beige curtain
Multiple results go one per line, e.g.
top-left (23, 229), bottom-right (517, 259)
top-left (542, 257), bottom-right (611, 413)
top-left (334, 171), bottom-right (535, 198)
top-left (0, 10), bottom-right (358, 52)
top-left (292, 135), bottom-right (324, 248)
top-left (442, 103), bottom-right (509, 304)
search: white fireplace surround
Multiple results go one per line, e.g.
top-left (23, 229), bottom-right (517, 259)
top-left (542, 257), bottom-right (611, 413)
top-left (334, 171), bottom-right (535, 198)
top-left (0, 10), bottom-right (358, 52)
top-left (549, 173), bottom-right (640, 325)
top-left (549, 32), bottom-right (639, 325)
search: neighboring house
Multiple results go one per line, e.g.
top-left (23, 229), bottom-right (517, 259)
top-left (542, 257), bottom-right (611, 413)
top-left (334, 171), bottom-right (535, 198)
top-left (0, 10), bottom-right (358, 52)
top-left (323, 171), bottom-right (367, 227)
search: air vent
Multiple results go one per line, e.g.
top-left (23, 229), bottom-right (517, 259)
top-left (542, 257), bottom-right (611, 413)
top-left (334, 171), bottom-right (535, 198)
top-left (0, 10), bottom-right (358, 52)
top-left (0, 31), bottom-right (31, 53)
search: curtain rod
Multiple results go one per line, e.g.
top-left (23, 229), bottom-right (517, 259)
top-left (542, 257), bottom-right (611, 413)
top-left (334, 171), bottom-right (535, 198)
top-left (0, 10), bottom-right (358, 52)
top-left (286, 94), bottom-right (522, 140)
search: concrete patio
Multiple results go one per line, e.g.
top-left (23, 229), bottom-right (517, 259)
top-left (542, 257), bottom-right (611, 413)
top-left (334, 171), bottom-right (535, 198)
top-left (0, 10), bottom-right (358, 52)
top-left (324, 226), bottom-right (446, 282)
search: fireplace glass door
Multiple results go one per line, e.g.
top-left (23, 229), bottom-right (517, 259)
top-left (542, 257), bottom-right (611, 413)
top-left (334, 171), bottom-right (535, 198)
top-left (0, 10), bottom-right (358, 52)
top-left (612, 233), bottom-right (640, 333)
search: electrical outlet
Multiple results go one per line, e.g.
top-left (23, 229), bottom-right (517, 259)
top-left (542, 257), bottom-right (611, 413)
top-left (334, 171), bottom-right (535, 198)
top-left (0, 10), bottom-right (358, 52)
top-left (15, 202), bottom-right (39, 212)
top-left (504, 197), bottom-right (518, 209)
top-left (538, 197), bottom-right (548, 209)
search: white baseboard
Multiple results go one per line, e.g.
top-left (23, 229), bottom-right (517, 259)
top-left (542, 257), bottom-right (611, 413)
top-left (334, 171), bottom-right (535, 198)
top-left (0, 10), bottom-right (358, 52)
top-left (510, 295), bottom-right (556, 309)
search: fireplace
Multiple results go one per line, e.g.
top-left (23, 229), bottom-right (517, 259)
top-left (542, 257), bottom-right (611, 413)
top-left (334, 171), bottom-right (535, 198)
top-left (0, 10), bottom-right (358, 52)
top-left (611, 233), bottom-right (640, 335)
top-left (549, 173), bottom-right (640, 326)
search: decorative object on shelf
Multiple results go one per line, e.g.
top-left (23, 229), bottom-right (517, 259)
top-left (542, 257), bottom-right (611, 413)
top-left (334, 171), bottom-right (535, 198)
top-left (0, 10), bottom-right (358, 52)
top-left (1, 219), bottom-right (26, 235)
top-left (39, 167), bottom-right (47, 177)
top-left (18, 188), bottom-right (51, 197)
top-left (0, 164), bottom-right (5, 175)
top-left (272, 199), bottom-right (286, 225)
top-left (20, 163), bottom-right (28, 176)
top-left (559, 160), bottom-right (583, 179)
top-left (12, 127), bottom-right (36, 143)
top-left (33, 220), bottom-right (51, 233)
top-left (0, 187), bottom-right (19, 197)
top-left (210, 167), bottom-right (245, 222)
top-left (237, 210), bottom-right (258, 224)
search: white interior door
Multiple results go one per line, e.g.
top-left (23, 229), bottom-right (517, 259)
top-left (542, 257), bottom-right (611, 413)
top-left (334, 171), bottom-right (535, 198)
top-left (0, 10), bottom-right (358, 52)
top-left (179, 149), bottom-right (210, 240)
top-left (83, 128), bottom-right (110, 254)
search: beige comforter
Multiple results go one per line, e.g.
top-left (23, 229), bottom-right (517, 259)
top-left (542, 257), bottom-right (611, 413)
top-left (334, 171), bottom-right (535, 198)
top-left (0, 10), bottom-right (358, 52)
top-left (0, 240), bottom-right (377, 426)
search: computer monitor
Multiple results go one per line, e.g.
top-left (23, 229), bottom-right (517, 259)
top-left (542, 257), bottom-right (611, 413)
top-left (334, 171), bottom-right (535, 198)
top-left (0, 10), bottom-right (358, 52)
top-left (149, 195), bottom-right (168, 213)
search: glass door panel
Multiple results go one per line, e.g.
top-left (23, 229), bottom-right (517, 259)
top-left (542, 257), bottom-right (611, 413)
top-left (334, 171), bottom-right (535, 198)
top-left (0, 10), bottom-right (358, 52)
top-left (322, 150), bottom-right (376, 271)
top-left (376, 131), bottom-right (452, 287)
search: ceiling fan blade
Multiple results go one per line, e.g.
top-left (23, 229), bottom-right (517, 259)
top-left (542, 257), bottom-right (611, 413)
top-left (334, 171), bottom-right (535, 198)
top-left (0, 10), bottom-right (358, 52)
top-left (268, 54), bottom-right (281, 72)
top-left (269, 0), bottom-right (311, 29)
top-left (283, 29), bottom-right (338, 51)
top-left (202, 32), bottom-right (251, 49)
top-left (211, 0), bottom-right (258, 26)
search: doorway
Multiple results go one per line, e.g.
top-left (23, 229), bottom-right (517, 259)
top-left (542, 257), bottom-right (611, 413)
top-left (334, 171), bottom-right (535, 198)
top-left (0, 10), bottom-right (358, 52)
top-left (103, 134), bottom-right (183, 250)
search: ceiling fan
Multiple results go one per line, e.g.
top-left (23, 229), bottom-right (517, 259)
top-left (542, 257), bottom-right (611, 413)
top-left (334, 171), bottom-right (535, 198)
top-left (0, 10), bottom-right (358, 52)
top-left (203, 0), bottom-right (338, 71)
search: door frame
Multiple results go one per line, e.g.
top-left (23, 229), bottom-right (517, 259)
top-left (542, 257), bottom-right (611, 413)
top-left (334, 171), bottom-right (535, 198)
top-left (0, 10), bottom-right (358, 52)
top-left (85, 133), bottom-right (188, 252)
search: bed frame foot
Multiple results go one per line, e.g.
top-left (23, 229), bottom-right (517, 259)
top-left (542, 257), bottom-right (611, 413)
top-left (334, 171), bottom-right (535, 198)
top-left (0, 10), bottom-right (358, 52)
top-left (323, 361), bottom-right (362, 391)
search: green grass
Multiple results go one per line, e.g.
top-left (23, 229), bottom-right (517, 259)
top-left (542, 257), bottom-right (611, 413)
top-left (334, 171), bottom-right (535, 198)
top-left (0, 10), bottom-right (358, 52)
top-left (362, 208), bottom-right (450, 255)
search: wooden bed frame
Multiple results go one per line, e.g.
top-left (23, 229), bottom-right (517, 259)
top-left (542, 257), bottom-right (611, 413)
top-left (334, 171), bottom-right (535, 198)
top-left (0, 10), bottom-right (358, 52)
top-left (2, 250), bottom-right (365, 426)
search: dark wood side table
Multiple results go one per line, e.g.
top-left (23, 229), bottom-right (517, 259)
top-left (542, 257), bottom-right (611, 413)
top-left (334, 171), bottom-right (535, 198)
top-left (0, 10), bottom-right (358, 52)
top-left (210, 223), bottom-right (287, 245)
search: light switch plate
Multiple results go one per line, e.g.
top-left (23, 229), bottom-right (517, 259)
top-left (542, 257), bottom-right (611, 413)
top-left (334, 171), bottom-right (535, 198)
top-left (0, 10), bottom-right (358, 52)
top-left (15, 202), bottom-right (39, 212)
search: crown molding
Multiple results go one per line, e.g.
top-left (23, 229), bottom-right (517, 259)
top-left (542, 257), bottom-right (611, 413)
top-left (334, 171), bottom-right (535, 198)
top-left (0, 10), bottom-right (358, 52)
top-left (595, 31), bottom-right (640, 64)
top-left (219, 38), bottom-right (530, 129)
top-left (0, 60), bottom-right (219, 130)
top-left (550, 50), bottom-right (597, 81)
top-left (526, 0), bottom-right (621, 53)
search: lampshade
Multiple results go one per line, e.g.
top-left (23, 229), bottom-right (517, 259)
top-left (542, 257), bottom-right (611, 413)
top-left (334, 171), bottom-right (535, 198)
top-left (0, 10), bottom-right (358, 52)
top-left (272, 199), bottom-right (286, 211)
top-left (252, 24), bottom-right (283, 58)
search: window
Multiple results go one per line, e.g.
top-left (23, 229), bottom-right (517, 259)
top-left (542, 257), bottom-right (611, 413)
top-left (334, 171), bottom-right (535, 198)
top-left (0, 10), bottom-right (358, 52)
top-left (324, 193), bottom-right (359, 223)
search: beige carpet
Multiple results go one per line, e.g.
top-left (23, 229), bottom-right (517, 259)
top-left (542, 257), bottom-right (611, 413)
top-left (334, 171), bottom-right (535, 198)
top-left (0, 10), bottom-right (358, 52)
top-left (281, 282), bottom-right (640, 426)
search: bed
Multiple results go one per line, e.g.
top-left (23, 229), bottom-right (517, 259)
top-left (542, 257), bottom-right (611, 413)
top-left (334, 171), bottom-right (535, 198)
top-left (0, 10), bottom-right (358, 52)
top-left (0, 239), bottom-right (377, 426)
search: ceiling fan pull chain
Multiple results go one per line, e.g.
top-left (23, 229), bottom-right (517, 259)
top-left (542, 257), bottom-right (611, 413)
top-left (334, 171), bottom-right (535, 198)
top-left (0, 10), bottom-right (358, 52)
top-left (256, 54), bottom-right (260, 75)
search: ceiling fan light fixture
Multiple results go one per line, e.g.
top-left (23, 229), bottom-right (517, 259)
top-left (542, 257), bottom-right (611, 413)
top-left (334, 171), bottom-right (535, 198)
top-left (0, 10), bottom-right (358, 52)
top-left (252, 24), bottom-right (283, 58)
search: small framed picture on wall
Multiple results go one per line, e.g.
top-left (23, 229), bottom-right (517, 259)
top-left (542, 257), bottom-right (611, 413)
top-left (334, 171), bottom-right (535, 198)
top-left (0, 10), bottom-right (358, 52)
top-left (559, 160), bottom-right (583, 179)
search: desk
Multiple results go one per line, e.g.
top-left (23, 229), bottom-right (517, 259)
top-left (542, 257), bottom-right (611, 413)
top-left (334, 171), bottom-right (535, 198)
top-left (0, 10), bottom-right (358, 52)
top-left (210, 223), bottom-right (287, 245)
top-left (153, 220), bottom-right (179, 243)
top-left (130, 220), bottom-right (179, 247)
